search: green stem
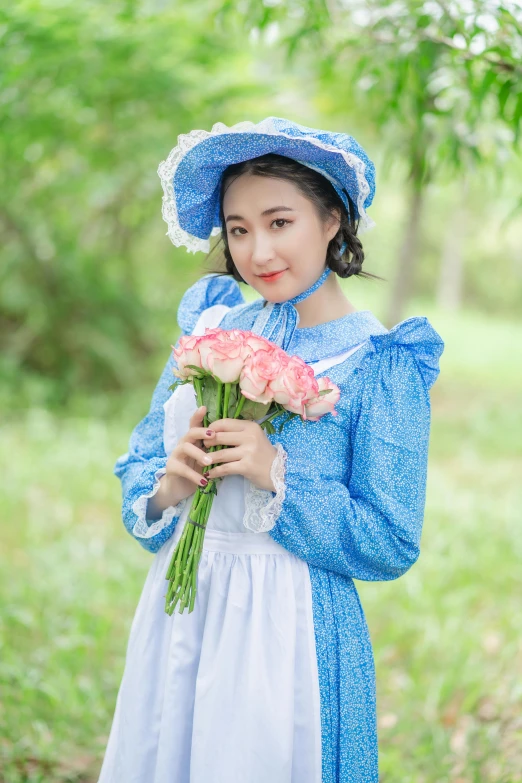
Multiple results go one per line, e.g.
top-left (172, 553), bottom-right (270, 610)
top-left (216, 380), bottom-right (223, 421)
top-left (164, 429), bottom-right (222, 614)
top-left (260, 406), bottom-right (283, 427)
top-left (233, 389), bottom-right (246, 419)
top-left (180, 491), bottom-right (212, 612)
top-left (233, 394), bottom-right (246, 419)
top-left (194, 376), bottom-right (211, 428)
top-left (193, 488), bottom-right (207, 514)
top-left (166, 490), bottom-right (199, 581)
top-left (165, 488), bottom-right (202, 605)
top-left (179, 545), bottom-right (196, 611)
top-left (193, 376), bottom-right (204, 407)
top-left (223, 382), bottom-right (231, 418)
top-left (189, 563), bottom-right (198, 613)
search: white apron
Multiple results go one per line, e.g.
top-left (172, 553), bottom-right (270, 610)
top-left (98, 304), bottom-right (364, 783)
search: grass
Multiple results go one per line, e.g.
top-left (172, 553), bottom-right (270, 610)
top-left (0, 304), bottom-right (520, 782)
top-left (358, 304), bottom-right (522, 782)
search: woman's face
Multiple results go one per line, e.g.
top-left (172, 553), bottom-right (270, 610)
top-left (222, 173), bottom-right (340, 302)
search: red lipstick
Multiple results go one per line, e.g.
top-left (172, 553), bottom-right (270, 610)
top-left (257, 269), bottom-right (287, 282)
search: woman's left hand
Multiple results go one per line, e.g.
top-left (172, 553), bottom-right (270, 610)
top-left (201, 419), bottom-right (278, 491)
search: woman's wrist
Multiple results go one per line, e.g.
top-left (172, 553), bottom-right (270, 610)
top-left (146, 473), bottom-right (185, 521)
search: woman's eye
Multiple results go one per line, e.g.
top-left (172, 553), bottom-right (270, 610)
top-left (229, 219), bottom-right (290, 236)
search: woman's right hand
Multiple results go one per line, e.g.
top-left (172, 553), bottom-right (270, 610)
top-left (161, 405), bottom-right (217, 505)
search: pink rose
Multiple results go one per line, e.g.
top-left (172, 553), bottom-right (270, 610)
top-left (304, 377), bottom-right (341, 420)
top-left (207, 336), bottom-right (246, 383)
top-left (197, 333), bottom-right (222, 372)
top-left (225, 329), bottom-right (250, 343)
top-left (239, 348), bottom-right (286, 403)
top-left (242, 332), bottom-right (274, 355)
top-left (172, 335), bottom-right (203, 378)
top-left (267, 355), bottom-right (319, 417)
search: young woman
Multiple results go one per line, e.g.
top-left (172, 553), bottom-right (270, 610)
top-left (98, 117), bottom-right (444, 783)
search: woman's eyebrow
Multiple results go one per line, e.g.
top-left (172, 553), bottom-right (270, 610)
top-left (225, 206), bottom-right (296, 223)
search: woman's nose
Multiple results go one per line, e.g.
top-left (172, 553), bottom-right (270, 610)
top-left (250, 232), bottom-right (275, 265)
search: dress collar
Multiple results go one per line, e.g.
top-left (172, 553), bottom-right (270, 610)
top-left (289, 309), bottom-right (388, 363)
top-left (250, 267), bottom-right (332, 350)
top-left (250, 265), bottom-right (387, 363)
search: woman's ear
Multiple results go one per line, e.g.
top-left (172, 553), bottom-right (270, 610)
top-left (325, 208), bottom-right (341, 242)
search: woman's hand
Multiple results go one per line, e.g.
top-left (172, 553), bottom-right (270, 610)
top-left (148, 408), bottom-right (278, 522)
top-left (201, 418), bottom-right (278, 491)
top-left (161, 405), bottom-right (218, 504)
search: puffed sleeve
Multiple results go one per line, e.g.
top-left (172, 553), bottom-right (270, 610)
top-left (267, 317), bottom-right (444, 580)
top-left (177, 273), bottom-right (246, 336)
top-left (113, 273), bottom-right (245, 554)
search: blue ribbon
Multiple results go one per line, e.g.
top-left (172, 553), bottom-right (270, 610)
top-left (251, 266), bottom-right (332, 351)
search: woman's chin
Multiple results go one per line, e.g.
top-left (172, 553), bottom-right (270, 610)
top-left (246, 273), bottom-right (299, 303)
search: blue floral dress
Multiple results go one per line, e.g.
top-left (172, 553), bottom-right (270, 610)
top-left (99, 274), bottom-right (444, 783)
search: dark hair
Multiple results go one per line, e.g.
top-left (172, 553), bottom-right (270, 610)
top-left (204, 153), bottom-right (383, 285)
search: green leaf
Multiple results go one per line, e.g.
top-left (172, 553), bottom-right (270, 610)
top-left (417, 14), bottom-right (431, 30)
top-left (202, 376), bottom-right (219, 421)
top-left (185, 364), bottom-right (206, 376)
top-left (276, 411), bottom-right (299, 433)
top-left (476, 68), bottom-right (497, 106)
top-left (240, 398), bottom-right (272, 420)
top-left (225, 383), bottom-right (239, 416)
top-left (498, 78), bottom-right (513, 117)
top-left (513, 91), bottom-right (522, 140)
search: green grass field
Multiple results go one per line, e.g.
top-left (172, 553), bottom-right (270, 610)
top-left (1, 305), bottom-right (520, 783)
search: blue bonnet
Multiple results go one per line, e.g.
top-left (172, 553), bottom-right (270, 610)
top-left (157, 116), bottom-right (376, 255)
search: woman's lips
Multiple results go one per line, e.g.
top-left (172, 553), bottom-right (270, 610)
top-left (257, 269), bottom-right (287, 282)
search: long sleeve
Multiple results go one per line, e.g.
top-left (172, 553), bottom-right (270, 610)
top-left (113, 348), bottom-right (189, 554)
top-left (113, 273), bottom-right (245, 554)
top-left (268, 317), bottom-right (444, 581)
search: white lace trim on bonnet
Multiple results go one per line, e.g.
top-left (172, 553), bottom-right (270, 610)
top-left (157, 119), bottom-right (376, 254)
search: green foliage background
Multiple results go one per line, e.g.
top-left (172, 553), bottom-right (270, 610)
top-left (1, 1), bottom-right (521, 781)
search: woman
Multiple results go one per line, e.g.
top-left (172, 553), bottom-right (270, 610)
top-left (98, 117), bottom-right (444, 783)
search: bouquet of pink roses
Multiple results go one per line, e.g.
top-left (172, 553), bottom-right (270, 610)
top-left (164, 327), bottom-right (340, 615)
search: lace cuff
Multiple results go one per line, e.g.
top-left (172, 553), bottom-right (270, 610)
top-left (243, 443), bottom-right (287, 533)
top-left (131, 467), bottom-right (188, 540)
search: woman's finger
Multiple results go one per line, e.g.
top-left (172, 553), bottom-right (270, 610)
top-left (204, 446), bottom-right (243, 465)
top-left (206, 461), bottom-right (241, 480)
top-left (207, 417), bottom-right (247, 432)
top-left (202, 430), bottom-right (245, 448)
top-left (183, 407), bottom-right (208, 447)
top-left (184, 426), bottom-right (217, 444)
top-left (171, 458), bottom-right (209, 488)
top-left (181, 441), bottom-right (214, 468)
top-left (188, 405), bottom-right (206, 425)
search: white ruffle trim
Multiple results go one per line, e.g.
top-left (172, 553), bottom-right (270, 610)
top-left (157, 118), bottom-right (376, 254)
top-left (131, 467), bottom-right (188, 540)
top-left (242, 442), bottom-right (288, 533)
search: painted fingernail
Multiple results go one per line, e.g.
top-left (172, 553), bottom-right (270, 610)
top-left (206, 430), bottom-right (214, 436)
top-left (200, 478), bottom-right (208, 486)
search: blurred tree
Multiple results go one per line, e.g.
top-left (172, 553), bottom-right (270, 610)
top-left (0, 0), bottom-right (265, 408)
top-left (3, 0), bottom-right (521, 409)
top-left (436, 177), bottom-right (469, 311)
top-left (226, 0), bottom-right (522, 323)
